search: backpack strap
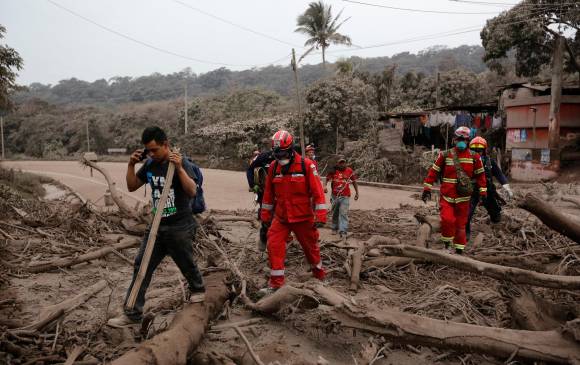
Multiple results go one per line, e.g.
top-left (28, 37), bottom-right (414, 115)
top-left (450, 148), bottom-right (469, 179)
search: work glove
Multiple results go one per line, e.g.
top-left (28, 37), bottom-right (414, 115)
top-left (502, 184), bottom-right (514, 200)
top-left (260, 209), bottom-right (272, 223)
top-left (252, 185), bottom-right (261, 194)
top-left (421, 190), bottom-right (431, 203)
top-left (315, 209), bottom-right (327, 225)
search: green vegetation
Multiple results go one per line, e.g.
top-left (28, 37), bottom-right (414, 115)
top-left (0, 25), bottom-right (23, 111)
top-left (481, 0), bottom-right (579, 77)
top-left (0, 165), bottom-right (53, 197)
top-left (295, 1), bottom-right (352, 67)
top-left (12, 45), bottom-right (491, 106)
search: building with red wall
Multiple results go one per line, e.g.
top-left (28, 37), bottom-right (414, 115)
top-left (502, 83), bottom-right (580, 181)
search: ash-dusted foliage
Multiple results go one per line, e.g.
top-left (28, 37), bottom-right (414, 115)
top-left (304, 76), bottom-right (376, 154)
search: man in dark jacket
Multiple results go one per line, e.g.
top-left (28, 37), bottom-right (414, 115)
top-left (247, 150), bottom-right (275, 251)
top-left (107, 126), bottom-right (204, 328)
top-left (466, 137), bottom-right (514, 240)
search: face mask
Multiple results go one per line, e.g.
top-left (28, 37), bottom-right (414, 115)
top-left (279, 159), bottom-right (290, 166)
top-left (311, 155), bottom-right (316, 160)
top-left (456, 141), bottom-right (467, 150)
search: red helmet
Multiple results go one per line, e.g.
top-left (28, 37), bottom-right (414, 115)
top-left (271, 130), bottom-right (293, 150)
top-left (469, 136), bottom-right (487, 150)
top-left (305, 145), bottom-right (315, 152)
top-left (454, 126), bottom-right (471, 139)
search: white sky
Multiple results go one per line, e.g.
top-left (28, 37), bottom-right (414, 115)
top-left (0, 0), bottom-right (513, 85)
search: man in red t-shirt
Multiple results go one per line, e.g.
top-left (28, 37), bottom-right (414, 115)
top-left (324, 156), bottom-right (359, 238)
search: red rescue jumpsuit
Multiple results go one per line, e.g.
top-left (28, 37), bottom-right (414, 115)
top-left (260, 153), bottom-right (327, 288)
top-left (423, 148), bottom-right (487, 251)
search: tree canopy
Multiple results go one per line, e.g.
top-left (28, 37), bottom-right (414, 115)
top-left (295, 1), bottom-right (352, 67)
top-left (0, 25), bottom-right (23, 111)
top-left (481, 0), bottom-right (580, 77)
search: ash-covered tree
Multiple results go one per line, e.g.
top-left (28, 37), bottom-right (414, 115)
top-left (481, 0), bottom-right (579, 149)
top-left (295, 1), bottom-right (352, 68)
top-left (304, 76), bottom-right (375, 153)
top-left (0, 25), bottom-right (23, 111)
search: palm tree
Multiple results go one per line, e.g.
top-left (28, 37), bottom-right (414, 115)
top-left (295, 1), bottom-right (352, 68)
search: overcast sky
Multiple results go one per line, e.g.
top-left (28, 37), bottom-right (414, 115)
top-left (1, 0), bottom-right (513, 85)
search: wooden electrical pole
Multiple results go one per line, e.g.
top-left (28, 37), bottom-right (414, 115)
top-left (548, 35), bottom-right (564, 165)
top-left (0, 116), bottom-right (5, 160)
top-left (184, 82), bottom-right (189, 134)
top-left (86, 120), bottom-right (90, 152)
top-left (291, 49), bottom-right (306, 155)
top-left (435, 70), bottom-right (441, 108)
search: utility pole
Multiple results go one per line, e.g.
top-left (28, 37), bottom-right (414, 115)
top-left (86, 120), bottom-right (90, 152)
top-left (435, 70), bottom-right (441, 108)
top-left (548, 35), bottom-right (564, 168)
top-left (291, 49), bottom-right (306, 155)
top-left (184, 82), bottom-right (188, 134)
top-left (1, 116), bottom-right (5, 160)
top-left (531, 107), bottom-right (537, 148)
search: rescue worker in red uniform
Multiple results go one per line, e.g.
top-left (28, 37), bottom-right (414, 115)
top-left (422, 126), bottom-right (487, 254)
top-left (305, 145), bottom-right (319, 171)
top-left (260, 130), bottom-right (327, 292)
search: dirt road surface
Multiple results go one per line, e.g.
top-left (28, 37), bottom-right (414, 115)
top-left (1, 160), bottom-right (422, 210)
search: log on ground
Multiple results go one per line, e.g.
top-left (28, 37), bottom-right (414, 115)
top-left (111, 272), bottom-right (229, 365)
top-left (333, 304), bottom-right (580, 364)
top-left (518, 194), bottom-right (580, 244)
top-left (381, 244), bottom-right (580, 290)
top-left (27, 236), bottom-right (141, 273)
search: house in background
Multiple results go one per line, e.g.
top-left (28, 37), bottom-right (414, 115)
top-left (500, 82), bottom-right (580, 181)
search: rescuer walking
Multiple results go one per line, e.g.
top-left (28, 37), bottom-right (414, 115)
top-left (259, 130), bottom-right (327, 293)
top-left (422, 126), bottom-right (487, 254)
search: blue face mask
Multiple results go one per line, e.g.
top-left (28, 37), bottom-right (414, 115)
top-left (456, 141), bottom-right (467, 150)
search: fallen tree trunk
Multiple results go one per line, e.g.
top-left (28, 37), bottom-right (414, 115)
top-left (80, 157), bottom-right (137, 219)
top-left (27, 236), bottom-right (141, 273)
top-left (349, 236), bottom-right (400, 292)
top-left (333, 304), bottom-right (580, 364)
top-left (518, 194), bottom-right (580, 244)
top-left (111, 272), bottom-right (229, 365)
top-left (38, 279), bottom-right (107, 323)
top-left (414, 214), bottom-right (441, 248)
top-left (381, 244), bottom-right (580, 290)
top-left (562, 196), bottom-right (580, 209)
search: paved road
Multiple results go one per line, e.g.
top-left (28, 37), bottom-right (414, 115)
top-left (1, 160), bottom-right (422, 211)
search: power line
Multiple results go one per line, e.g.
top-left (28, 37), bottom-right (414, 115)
top-left (170, 0), bottom-right (302, 48)
top-left (449, 0), bottom-right (579, 7)
top-left (308, 7), bottom-right (549, 58)
top-left (341, 0), bottom-right (500, 14)
top-left (46, 0), bottom-right (290, 68)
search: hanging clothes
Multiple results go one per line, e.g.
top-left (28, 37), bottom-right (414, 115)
top-left (473, 115), bottom-right (482, 128)
top-left (484, 114), bottom-right (492, 129)
top-left (492, 116), bottom-right (502, 129)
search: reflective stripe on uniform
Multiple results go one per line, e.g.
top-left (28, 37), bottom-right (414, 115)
top-left (442, 195), bottom-right (471, 204)
top-left (432, 164), bottom-right (441, 172)
top-left (261, 203), bottom-right (274, 210)
top-left (313, 262), bottom-right (323, 269)
top-left (291, 173), bottom-right (305, 177)
top-left (445, 158), bottom-right (473, 165)
top-left (474, 167), bottom-right (484, 174)
top-left (424, 182), bottom-right (433, 188)
top-left (454, 243), bottom-right (465, 250)
top-left (442, 178), bottom-right (457, 183)
top-left (479, 187), bottom-right (487, 192)
top-left (440, 236), bottom-right (454, 243)
top-left (270, 269), bottom-right (285, 276)
top-left (314, 204), bottom-right (326, 210)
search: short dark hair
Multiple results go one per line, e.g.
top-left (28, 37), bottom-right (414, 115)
top-left (141, 126), bottom-right (167, 145)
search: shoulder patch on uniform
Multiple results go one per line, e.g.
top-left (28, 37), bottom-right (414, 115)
top-left (313, 170), bottom-right (318, 176)
top-left (310, 164), bottom-right (315, 169)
